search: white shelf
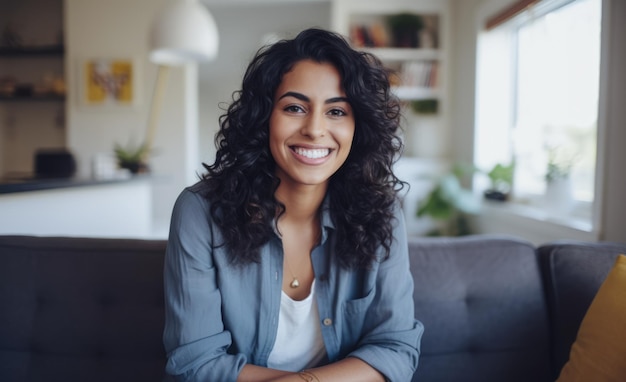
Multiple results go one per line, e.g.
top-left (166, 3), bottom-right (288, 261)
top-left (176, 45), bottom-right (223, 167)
top-left (360, 47), bottom-right (440, 62)
top-left (393, 86), bottom-right (439, 101)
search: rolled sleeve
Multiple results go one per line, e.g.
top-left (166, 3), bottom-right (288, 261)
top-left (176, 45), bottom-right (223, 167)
top-left (348, 209), bottom-right (424, 381)
top-left (163, 189), bottom-right (246, 381)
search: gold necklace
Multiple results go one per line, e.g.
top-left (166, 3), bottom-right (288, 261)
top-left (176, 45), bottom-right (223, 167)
top-left (279, 218), bottom-right (321, 289)
top-left (284, 256), bottom-right (300, 288)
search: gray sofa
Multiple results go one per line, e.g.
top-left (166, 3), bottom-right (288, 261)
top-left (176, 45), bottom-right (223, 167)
top-left (0, 234), bottom-right (624, 382)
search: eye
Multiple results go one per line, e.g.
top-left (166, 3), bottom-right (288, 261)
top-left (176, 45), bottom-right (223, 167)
top-left (327, 108), bottom-right (347, 117)
top-left (284, 104), bottom-right (305, 113)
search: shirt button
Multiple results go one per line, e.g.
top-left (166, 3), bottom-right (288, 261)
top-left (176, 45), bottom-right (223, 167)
top-left (323, 318), bottom-right (333, 326)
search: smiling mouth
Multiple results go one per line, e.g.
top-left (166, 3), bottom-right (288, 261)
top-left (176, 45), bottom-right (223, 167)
top-left (292, 147), bottom-right (331, 159)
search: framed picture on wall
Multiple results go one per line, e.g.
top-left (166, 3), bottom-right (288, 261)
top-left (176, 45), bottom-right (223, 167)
top-left (77, 58), bottom-right (141, 108)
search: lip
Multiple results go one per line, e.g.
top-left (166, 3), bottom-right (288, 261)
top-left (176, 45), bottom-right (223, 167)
top-left (289, 145), bottom-right (334, 165)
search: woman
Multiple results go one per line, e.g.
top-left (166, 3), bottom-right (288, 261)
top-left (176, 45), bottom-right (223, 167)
top-left (163, 28), bottom-right (423, 382)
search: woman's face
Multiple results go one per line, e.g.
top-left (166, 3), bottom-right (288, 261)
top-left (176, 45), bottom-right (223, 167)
top-left (269, 60), bottom-right (355, 190)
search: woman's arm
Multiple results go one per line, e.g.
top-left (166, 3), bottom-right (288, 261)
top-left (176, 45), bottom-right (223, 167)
top-left (340, 208), bottom-right (423, 381)
top-left (163, 189), bottom-right (246, 380)
top-left (236, 365), bottom-right (293, 382)
top-left (270, 357), bottom-right (384, 382)
top-left (236, 358), bottom-right (383, 382)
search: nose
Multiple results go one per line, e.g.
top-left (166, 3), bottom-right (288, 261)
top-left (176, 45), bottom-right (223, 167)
top-left (300, 112), bottom-right (326, 139)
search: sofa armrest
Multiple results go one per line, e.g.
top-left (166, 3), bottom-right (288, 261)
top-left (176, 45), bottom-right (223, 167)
top-left (538, 240), bottom-right (626, 380)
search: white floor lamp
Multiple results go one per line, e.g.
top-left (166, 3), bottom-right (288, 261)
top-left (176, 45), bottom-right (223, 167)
top-left (144, 0), bottom-right (219, 162)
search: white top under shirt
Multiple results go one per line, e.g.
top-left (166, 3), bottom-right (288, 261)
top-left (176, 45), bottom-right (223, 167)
top-left (267, 280), bottom-right (327, 371)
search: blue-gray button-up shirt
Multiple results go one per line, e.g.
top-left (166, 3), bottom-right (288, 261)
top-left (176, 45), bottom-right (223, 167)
top-left (163, 185), bottom-right (423, 381)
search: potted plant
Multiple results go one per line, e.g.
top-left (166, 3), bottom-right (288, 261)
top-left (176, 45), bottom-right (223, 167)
top-left (544, 150), bottom-right (575, 214)
top-left (416, 164), bottom-right (480, 236)
top-left (386, 13), bottom-right (424, 48)
top-left (410, 99), bottom-right (438, 115)
top-left (113, 142), bottom-right (149, 174)
top-left (483, 161), bottom-right (515, 201)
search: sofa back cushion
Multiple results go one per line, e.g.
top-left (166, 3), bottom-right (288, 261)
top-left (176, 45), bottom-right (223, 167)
top-left (409, 235), bottom-right (551, 382)
top-left (538, 241), bottom-right (626, 380)
top-left (0, 235), bottom-right (168, 382)
top-left (556, 254), bottom-right (626, 381)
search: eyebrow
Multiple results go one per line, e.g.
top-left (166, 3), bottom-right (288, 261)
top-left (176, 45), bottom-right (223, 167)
top-left (278, 91), bottom-right (350, 104)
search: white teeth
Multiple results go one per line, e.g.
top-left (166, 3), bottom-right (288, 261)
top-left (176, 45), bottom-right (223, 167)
top-left (294, 147), bottom-right (330, 159)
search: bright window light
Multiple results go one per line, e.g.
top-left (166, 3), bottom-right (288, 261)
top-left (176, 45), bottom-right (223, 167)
top-left (475, 0), bottom-right (601, 221)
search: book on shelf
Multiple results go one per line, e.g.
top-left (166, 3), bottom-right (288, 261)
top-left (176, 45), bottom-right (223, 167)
top-left (400, 61), bottom-right (438, 88)
top-left (349, 23), bottom-right (389, 48)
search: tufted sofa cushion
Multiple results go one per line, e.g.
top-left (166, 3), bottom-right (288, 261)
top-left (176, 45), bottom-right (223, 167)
top-left (0, 235), bottom-right (168, 382)
top-left (408, 235), bottom-right (552, 382)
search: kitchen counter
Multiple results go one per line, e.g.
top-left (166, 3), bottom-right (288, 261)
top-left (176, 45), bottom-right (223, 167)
top-left (0, 175), bottom-right (155, 238)
top-left (0, 174), bottom-right (146, 194)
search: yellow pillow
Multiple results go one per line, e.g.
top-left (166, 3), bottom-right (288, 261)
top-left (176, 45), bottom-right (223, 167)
top-left (557, 254), bottom-right (626, 382)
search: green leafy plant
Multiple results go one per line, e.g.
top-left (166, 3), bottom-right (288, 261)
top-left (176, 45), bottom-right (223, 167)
top-left (410, 99), bottom-right (438, 115)
top-left (387, 13), bottom-right (424, 48)
top-left (544, 144), bottom-right (578, 183)
top-left (113, 142), bottom-right (149, 174)
top-left (416, 164), bottom-right (480, 236)
top-left (545, 162), bottom-right (571, 182)
top-left (484, 161), bottom-right (515, 201)
top-left (545, 158), bottom-right (572, 183)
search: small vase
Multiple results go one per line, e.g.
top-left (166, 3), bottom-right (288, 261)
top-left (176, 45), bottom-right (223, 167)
top-left (545, 178), bottom-right (573, 215)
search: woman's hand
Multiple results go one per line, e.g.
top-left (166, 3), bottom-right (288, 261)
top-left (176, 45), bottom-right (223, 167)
top-left (237, 364), bottom-right (294, 382)
top-left (237, 357), bottom-right (384, 382)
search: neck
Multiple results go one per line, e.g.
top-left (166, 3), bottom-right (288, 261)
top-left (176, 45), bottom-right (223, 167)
top-left (274, 183), bottom-right (327, 223)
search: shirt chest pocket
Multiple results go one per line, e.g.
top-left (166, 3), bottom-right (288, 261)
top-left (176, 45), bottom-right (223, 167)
top-left (340, 288), bottom-right (376, 348)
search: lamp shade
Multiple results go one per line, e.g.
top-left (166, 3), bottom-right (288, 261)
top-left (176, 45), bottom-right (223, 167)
top-left (149, 0), bottom-right (219, 65)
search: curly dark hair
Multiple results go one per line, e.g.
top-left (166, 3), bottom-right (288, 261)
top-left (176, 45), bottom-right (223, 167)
top-left (200, 28), bottom-right (405, 269)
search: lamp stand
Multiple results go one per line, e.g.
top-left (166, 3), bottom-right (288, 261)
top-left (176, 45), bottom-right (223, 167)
top-left (143, 64), bottom-right (171, 162)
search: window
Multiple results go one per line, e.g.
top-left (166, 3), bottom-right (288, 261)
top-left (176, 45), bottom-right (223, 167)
top-left (475, 0), bottom-right (602, 224)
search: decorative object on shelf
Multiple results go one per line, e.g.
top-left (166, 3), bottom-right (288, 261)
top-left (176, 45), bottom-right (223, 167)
top-left (545, 158), bottom-right (572, 183)
top-left (419, 15), bottom-right (439, 49)
top-left (483, 161), bottom-right (515, 201)
top-left (78, 58), bottom-right (139, 107)
top-left (544, 145), bottom-right (576, 215)
top-left (545, 164), bottom-right (574, 215)
top-left (114, 142), bottom-right (149, 175)
top-left (34, 149), bottom-right (76, 179)
top-left (13, 84), bottom-right (33, 97)
top-left (1, 25), bottom-right (22, 47)
top-left (0, 76), bottom-right (17, 96)
top-left (386, 13), bottom-right (423, 48)
top-left (410, 99), bottom-right (438, 114)
top-left (0, 44), bottom-right (66, 101)
top-left (416, 164), bottom-right (480, 236)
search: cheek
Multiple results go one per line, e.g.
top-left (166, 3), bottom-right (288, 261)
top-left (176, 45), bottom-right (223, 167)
top-left (268, 113), bottom-right (287, 159)
top-left (339, 123), bottom-right (356, 149)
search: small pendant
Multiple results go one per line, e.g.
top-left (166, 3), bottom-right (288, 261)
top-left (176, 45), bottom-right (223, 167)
top-left (290, 278), bottom-right (300, 288)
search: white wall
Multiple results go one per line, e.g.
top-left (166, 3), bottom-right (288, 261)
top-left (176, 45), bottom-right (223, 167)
top-left (65, 0), bottom-right (199, 228)
top-left (448, 0), bottom-right (482, 166)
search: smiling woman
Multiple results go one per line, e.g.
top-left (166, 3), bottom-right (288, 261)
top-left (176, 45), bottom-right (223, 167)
top-left (163, 28), bottom-right (422, 382)
top-left (269, 60), bottom-right (355, 190)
